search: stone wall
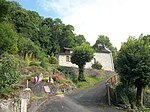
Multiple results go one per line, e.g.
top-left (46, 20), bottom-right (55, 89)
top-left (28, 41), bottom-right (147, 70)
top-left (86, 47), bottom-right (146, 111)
top-left (0, 89), bottom-right (31, 112)
top-left (63, 66), bottom-right (116, 79)
top-left (0, 98), bottom-right (20, 112)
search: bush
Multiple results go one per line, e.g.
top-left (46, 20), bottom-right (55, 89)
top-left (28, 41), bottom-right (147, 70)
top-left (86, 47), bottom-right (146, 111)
top-left (71, 73), bottom-right (78, 83)
top-left (116, 83), bottom-right (129, 105)
top-left (25, 52), bottom-right (32, 66)
top-left (0, 53), bottom-right (20, 93)
top-left (48, 54), bottom-right (58, 64)
top-left (29, 61), bottom-right (40, 66)
top-left (91, 61), bottom-right (102, 70)
top-left (40, 57), bottom-right (49, 68)
top-left (144, 89), bottom-right (150, 108)
top-left (115, 83), bottom-right (136, 108)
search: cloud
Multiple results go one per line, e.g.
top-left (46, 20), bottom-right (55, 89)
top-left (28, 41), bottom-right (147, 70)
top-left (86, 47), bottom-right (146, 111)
top-left (37, 0), bottom-right (150, 50)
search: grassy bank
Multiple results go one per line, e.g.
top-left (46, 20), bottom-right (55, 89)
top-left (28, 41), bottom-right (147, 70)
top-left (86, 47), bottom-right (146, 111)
top-left (75, 76), bottom-right (103, 90)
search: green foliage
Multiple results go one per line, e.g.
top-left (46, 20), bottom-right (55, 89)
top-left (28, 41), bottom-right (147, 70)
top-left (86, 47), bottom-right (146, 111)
top-left (0, 53), bottom-right (17, 73)
top-left (91, 61), bottom-right (102, 70)
top-left (0, 0), bottom-right (9, 21)
top-left (116, 35), bottom-right (150, 107)
top-left (10, 9), bottom-right (33, 37)
top-left (25, 52), bottom-right (32, 66)
top-left (71, 44), bottom-right (94, 66)
top-left (29, 61), bottom-right (41, 66)
top-left (71, 74), bottom-right (78, 83)
top-left (116, 36), bottom-right (150, 86)
top-left (0, 53), bottom-right (20, 93)
top-left (115, 83), bottom-right (136, 108)
top-left (0, 0), bottom-right (90, 59)
top-left (48, 53), bottom-right (58, 64)
top-left (17, 37), bottom-right (40, 58)
top-left (71, 44), bottom-right (94, 81)
top-left (0, 22), bottom-right (18, 55)
top-left (40, 57), bottom-right (49, 68)
top-left (116, 84), bottom-right (129, 104)
top-left (58, 24), bottom-right (76, 52)
top-left (93, 35), bottom-right (117, 53)
top-left (74, 35), bottom-right (87, 46)
top-left (75, 76), bottom-right (103, 89)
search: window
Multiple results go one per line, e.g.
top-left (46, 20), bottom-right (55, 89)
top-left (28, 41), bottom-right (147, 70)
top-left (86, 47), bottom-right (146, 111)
top-left (66, 55), bottom-right (70, 62)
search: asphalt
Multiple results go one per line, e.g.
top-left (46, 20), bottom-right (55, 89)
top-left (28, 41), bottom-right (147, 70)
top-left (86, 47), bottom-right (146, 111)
top-left (29, 80), bottom-right (125, 112)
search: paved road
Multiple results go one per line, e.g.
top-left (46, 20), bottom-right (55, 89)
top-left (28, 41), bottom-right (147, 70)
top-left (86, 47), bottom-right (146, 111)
top-left (30, 80), bottom-right (124, 112)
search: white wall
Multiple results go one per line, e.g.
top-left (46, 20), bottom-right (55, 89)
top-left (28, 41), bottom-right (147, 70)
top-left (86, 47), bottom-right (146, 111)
top-left (58, 52), bottom-right (114, 71)
top-left (58, 55), bottom-right (78, 68)
top-left (91, 53), bottom-right (114, 71)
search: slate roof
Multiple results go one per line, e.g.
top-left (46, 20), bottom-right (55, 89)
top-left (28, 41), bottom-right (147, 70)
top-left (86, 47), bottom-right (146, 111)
top-left (99, 44), bottom-right (111, 53)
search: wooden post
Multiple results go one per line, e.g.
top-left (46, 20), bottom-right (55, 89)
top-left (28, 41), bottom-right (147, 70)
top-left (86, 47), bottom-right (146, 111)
top-left (106, 82), bottom-right (111, 105)
top-left (27, 80), bottom-right (28, 88)
top-left (107, 85), bottom-right (111, 105)
top-left (114, 75), bottom-right (116, 83)
top-left (111, 77), bottom-right (113, 85)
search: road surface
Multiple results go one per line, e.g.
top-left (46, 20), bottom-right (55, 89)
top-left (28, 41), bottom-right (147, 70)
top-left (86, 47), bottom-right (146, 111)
top-left (29, 80), bottom-right (124, 112)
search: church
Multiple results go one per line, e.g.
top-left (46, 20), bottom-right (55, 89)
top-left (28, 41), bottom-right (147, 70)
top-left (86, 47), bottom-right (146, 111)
top-left (56, 44), bottom-right (114, 71)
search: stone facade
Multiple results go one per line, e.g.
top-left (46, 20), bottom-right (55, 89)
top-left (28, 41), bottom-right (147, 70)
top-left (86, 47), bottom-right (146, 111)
top-left (57, 46), bottom-right (114, 71)
top-left (0, 98), bottom-right (20, 112)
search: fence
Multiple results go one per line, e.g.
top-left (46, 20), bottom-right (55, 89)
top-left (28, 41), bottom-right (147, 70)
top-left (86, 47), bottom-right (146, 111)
top-left (106, 75), bottom-right (119, 105)
top-left (106, 75), bottom-right (150, 108)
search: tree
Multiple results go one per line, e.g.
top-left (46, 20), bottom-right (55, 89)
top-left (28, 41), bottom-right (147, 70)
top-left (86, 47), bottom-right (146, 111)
top-left (0, 22), bottom-right (18, 55)
top-left (39, 18), bottom-right (60, 55)
top-left (17, 36), bottom-right (40, 58)
top-left (93, 35), bottom-right (117, 51)
top-left (59, 24), bottom-right (76, 52)
top-left (74, 34), bottom-right (87, 46)
top-left (0, 0), bottom-right (9, 21)
top-left (116, 36), bottom-right (150, 107)
top-left (71, 44), bottom-right (94, 81)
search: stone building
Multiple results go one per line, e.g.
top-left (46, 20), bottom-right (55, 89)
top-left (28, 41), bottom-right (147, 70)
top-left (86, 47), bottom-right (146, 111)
top-left (56, 45), bottom-right (114, 71)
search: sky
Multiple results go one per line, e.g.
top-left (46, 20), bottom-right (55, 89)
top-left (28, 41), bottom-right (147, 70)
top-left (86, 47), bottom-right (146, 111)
top-left (11, 0), bottom-right (150, 50)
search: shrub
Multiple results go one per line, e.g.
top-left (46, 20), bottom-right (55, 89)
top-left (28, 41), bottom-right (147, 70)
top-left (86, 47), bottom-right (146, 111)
top-left (29, 61), bottom-right (40, 66)
top-left (71, 73), bottom-right (78, 83)
top-left (115, 83), bottom-right (136, 108)
top-left (48, 54), bottom-right (58, 64)
top-left (40, 57), bottom-right (49, 68)
top-left (0, 53), bottom-right (20, 93)
top-left (25, 52), bottom-right (32, 66)
top-left (91, 61), bottom-right (102, 70)
top-left (115, 83), bottom-right (129, 105)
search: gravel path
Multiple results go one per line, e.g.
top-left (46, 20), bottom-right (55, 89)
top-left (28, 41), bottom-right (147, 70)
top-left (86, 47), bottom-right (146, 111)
top-left (29, 80), bottom-right (125, 112)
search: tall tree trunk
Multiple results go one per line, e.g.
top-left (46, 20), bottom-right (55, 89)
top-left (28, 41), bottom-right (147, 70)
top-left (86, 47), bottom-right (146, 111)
top-left (136, 86), bottom-right (143, 107)
top-left (78, 65), bottom-right (85, 81)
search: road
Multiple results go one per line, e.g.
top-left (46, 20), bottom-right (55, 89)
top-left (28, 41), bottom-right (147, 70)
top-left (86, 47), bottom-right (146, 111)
top-left (29, 80), bottom-right (124, 112)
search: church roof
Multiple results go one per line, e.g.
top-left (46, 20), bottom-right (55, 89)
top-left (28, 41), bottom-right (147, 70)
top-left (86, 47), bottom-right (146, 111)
top-left (98, 44), bottom-right (111, 53)
top-left (63, 47), bottom-right (73, 51)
